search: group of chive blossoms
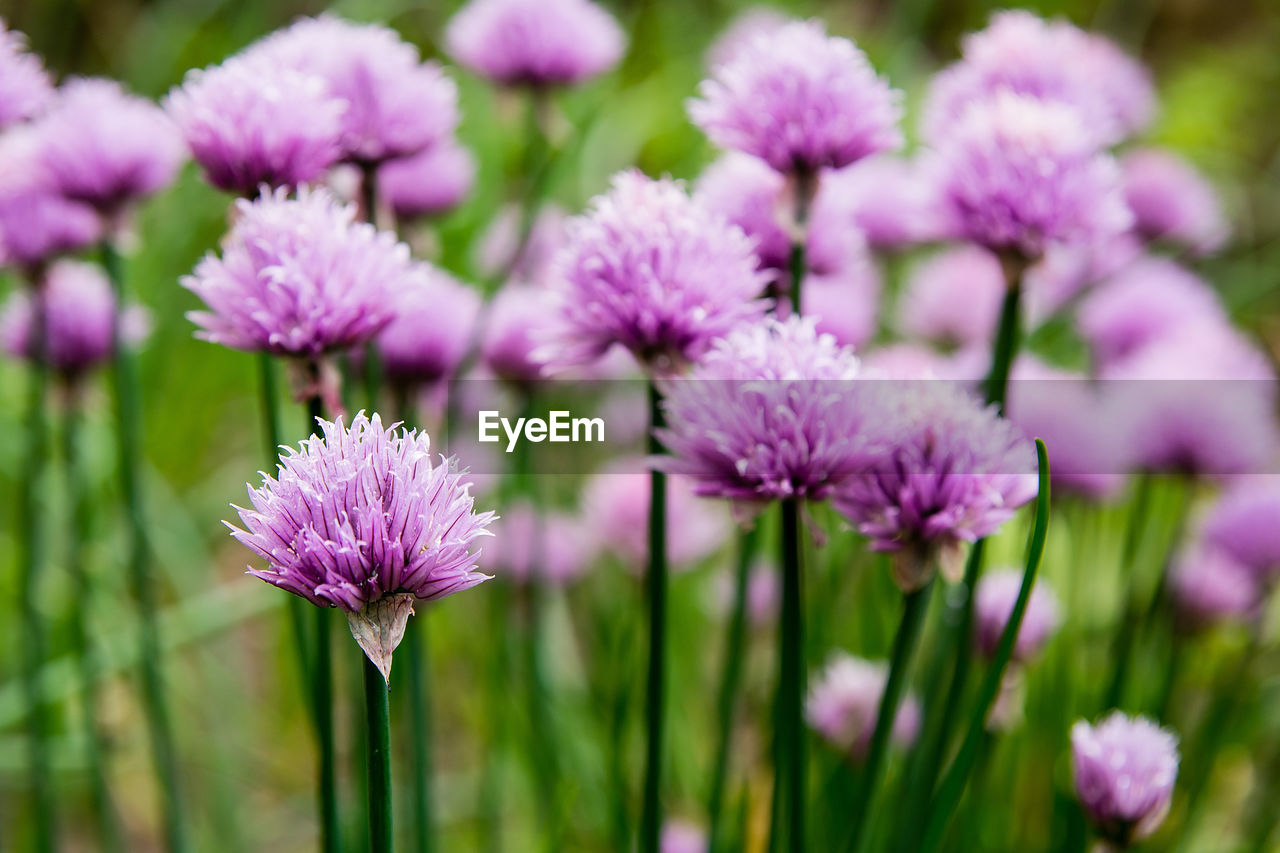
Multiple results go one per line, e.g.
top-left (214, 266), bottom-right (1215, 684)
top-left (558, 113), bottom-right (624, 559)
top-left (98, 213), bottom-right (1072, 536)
top-left (4, 0), bottom-right (1278, 849)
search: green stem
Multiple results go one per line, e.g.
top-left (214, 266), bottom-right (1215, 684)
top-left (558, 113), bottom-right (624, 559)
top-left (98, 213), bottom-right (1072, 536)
top-left (357, 163), bottom-right (383, 413)
top-left (364, 655), bottom-right (393, 853)
top-left (639, 381), bottom-right (668, 853)
top-left (102, 241), bottom-right (188, 853)
top-left (788, 169), bottom-right (815, 314)
top-left (844, 579), bottom-right (934, 853)
top-left (920, 440), bottom-right (1052, 853)
top-left (781, 499), bottom-right (807, 852)
top-left (17, 273), bottom-right (56, 853)
top-left (706, 526), bottom-right (761, 851)
top-left (982, 256), bottom-right (1026, 414)
top-left (480, 584), bottom-right (512, 853)
top-left (405, 617), bottom-right (433, 853)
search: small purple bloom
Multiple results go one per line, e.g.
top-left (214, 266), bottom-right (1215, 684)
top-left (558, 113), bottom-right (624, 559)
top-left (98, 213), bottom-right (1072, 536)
top-left (0, 18), bottom-right (52, 128)
top-left (705, 8), bottom-right (789, 71)
top-left (1072, 713), bottom-right (1179, 845)
top-left (446, 0), bottom-right (625, 87)
top-left (0, 130), bottom-right (102, 272)
top-left (485, 501), bottom-right (597, 585)
top-left (165, 52), bottom-right (346, 195)
top-left (379, 139), bottom-right (475, 221)
top-left (1121, 148), bottom-right (1228, 254)
top-left (973, 568), bottom-right (1060, 661)
top-left (481, 283), bottom-right (559, 386)
top-left (377, 266), bottom-right (481, 388)
top-left (800, 266), bottom-right (880, 351)
top-left (660, 820), bottom-right (708, 853)
top-left (818, 155), bottom-right (947, 250)
top-left (230, 412), bottom-right (494, 677)
top-left (1170, 541), bottom-right (1261, 630)
top-left (1201, 479), bottom-right (1280, 585)
top-left (35, 78), bottom-right (185, 214)
top-left (898, 245), bottom-right (1005, 349)
top-left (477, 204), bottom-right (568, 286)
top-left (807, 653), bottom-right (920, 761)
top-left (184, 187), bottom-right (407, 358)
top-left (689, 20), bottom-right (902, 175)
top-left (711, 560), bottom-right (780, 628)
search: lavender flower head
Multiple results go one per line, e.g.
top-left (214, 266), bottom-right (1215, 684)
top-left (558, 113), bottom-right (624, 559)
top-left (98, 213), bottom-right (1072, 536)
top-left (706, 8), bottom-right (789, 70)
top-left (807, 653), bottom-right (920, 760)
top-left (446, 0), bottom-right (625, 87)
top-left (36, 78), bottom-right (185, 215)
top-left (923, 11), bottom-right (1154, 147)
top-left (377, 265), bottom-right (481, 388)
top-left (252, 16), bottom-right (458, 165)
top-left (379, 139), bottom-right (475, 221)
top-left (545, 170), bottom-right (768, 374)
top-left (711, 560), bottom-right (780, 628)
top-left (929, 90), bottom-right (1131, 260)
top-left (165, 53), bottom-right (345, 195)
top-left (481, 283), bottom-right (560, 386)
top-left (1072, 713), bottom-right (1179, 845)
top-left (834, 381), bottom-right (1037, 590)
top-left (485, 501), bottom-right (597, 585)
top-left (660, 820), bottom-right (708, 853)
top-left (1122, 148), bottom-right (1228, 255)
top-left (1, 260), bottom-right (149, 378)
top-left (184, 187), bottom-right (406, 358)
top-left (819, 155), bottom-right (947, 249)
top-left (658, 316), bottom-right (873, 505)
top-left (689, 20), bottom-right (902, 175)
top-left (898, 246), bottom-right (1005, 349)
top-left (1201, 479), bottom-right (1280, 585)
top-left (0, 19), bottom-right (52, 128)
top-left (0, 130), bottom-right (102, 272)
top-left (1170, 542), bottom-right (1261, 630)
top-left (973, 569), bottom-right (1060, 661)
top-left (230, 412), bottom-right (494, 678)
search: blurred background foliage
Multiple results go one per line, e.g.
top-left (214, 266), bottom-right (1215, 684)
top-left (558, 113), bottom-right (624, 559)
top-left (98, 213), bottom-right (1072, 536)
top-left (1, 0), bottom-right (1279, 850)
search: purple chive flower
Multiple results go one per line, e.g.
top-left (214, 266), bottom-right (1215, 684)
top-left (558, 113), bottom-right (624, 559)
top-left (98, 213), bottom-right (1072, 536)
top-left (446, 0), bottom-right (625, 87)
top-left (1170, 542), bottom-right (1261, 630)
top-left (485, 501), bottom-right (597, 585)
top-left (689, 20), bottom-right (902, 175)
top-left (834, 381), bottom-right (1037, 591)
top-left (800, 266), bottom-right (881, 350)
top-left (1201, 479), bottom-right (1280, 584)
top-left (928, 90), bottom-right (1131, 261)
top-left (379, 139), bottom-right (475, 222)
top-left (973, 568), bottom-right (1060, 661)
top-left (251, 15), bottom-right (458, 165)
top-left (1077, 257), bottom-right (1226, 372)
top-left (0, 18), bottom-right (52, 128)
top-left (660, 820), bottom-right (708, 853)
top-left (1072, 713), bottom-right (1179, 846)
top-left (923, 10), bottom-right (1154, 147)
top-left (477, 204), bottom-right (568, 285)
top-left (35, 78), bottom-right (185, 215)
top-left (481, 283), bottom-right (560, 386)
top-left (705, 8), bottom-right (789, 70)
top-left (545, 170), bottom-right (769, 374)
top-left (1, 260), bottom-right (149, 378)
top-left (898, 246), bottom-right (1005, 348)
top-left (807, 653), bottom-right (920, 761)
top-left (711, 560), bottom-right (780, 628)
top-left (164, 52), bottom-right (345, 195)
top-left (1121, 148), bottom-right (1228, 255)
top-left (183, 187), bottom-right (406, 358)
top-left (377, 266), bottom-right (481, 388)
top-left (657, 316), bottom-right (873, 505)
top-left (0, 130), bottom-right (102, 272)
top-left (230, 412), bottom-right (494, 678)
top-left (818, 155), bottom-right (947, 250)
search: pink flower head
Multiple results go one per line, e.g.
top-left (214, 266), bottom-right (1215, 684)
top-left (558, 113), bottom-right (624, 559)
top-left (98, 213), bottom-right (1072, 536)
top-left (1170, 541), bottom-right (1261, 629)
top-left (660, 820), bottom-right (708, 853)
top-left (1201, 479), bottom-right (1280, 585)
top-left (657, 316), bottom-right (874, 504)
top-left (898, 245), bottom-right (1005, 348)
top-left (973, 568), bottom-right (1060, 661)
top-left (924, 10), bottom-right (1154, 146)
top-left (1121, 148), bottom-right (1228, 254)
top-left (379, 139), bottom-right (475, 221)
top-left (819, 155), bottom-right (947, 250)
top-left (689, 20), bottom-right (902, 174)
top-left (807, 653), bottom-right (920, 760)
top-left (164, 52), bottom-right (345, 195)
top-left (705, 8), bottom-right (790, 71)
top-left (1072, 713), bottom-right (1179, 845)
top-left (35, 78), bottom-right (185, 214)
top-left (546, 170), bottom-right (769, 374)
top-left (0, 19), bottom-right (52, 128)
top-left (251, 15), bottom-right (458, 165)
top-left (0, 130), bottom-right (102, 272)
top-left (929, 90), bottom-right (1131, 260)
top-left (184, 187), bottom-right (407, 357)
top-left (481, 283), bottom-right (560, 386)
top-left (484, 501), bottom-right (597, 585)
top-left (446, 0), bottom-right (625, 87)
top-left (799, 264), bottom-right (881, 351)
top-left (377, 266), bottom-right (481, 387)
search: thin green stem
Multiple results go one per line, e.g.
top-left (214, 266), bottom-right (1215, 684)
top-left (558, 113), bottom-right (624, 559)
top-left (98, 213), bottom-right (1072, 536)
top-left (706, 526), bottom-right (761, 851)
top-left (779, 499), bottom-right (807, 853)
top-left (357, 163), bottom-right (383, 412)
top-left (982, 256), bottom-right (1026, 414)
top-left (405, 617), bottom-right (433, 853)
top-left (920, 440), bottom-right (1052, 853)
top-left (364, 655), bottom-right (393, 853)
top-left (639, 381), bottom-right (668, 853)
top-left (102, 241), bottom-right (188, 853)
top-left (787, 169), bottom-right (816, 314)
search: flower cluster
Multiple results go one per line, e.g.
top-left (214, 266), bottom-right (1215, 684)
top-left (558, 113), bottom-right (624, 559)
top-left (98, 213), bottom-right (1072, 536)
top-left (0, 18), bottom-right (52, 128)
top-left (1071, 713), bottom-right (1179, 845)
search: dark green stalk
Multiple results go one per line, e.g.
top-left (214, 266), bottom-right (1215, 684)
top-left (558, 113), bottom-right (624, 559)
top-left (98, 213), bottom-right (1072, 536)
top-left (774, 499), bottom-right (807, 852)
top-left (706, 526), bottom-right (761, 851)
top-left (844, 579), bottom-right (935, 853)
top-left (17, 272), bottom-right (56, 853)
top-left (787, 169), bottom-right (816, 314)
top-left (982, 255), bottom-right (1026, 414)
top-left (479, 583), bottom-right (512, 853)
top-left (364, 656), bottom-right (393, 853)
top-left (639, 381), bottom-right (668, 853)
top-left (405, 617), bottom-right (433, 853)
top-left (358, 164), bottom-right (383, 412)
top-left (920, 440), bottom-right (1051, 853)
top-left (62, 396), bottom-right (126, 853)
top-left (102, 241), bottom-right (187, 853)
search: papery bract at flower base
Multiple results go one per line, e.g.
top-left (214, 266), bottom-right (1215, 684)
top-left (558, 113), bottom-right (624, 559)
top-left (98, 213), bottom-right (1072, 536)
top-left (1072, 713), bottom-right (1179, 846)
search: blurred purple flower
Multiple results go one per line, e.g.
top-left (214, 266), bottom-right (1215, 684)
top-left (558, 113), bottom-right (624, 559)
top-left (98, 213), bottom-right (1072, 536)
top-left (1072, 713), bottom-right (1179, 846)
top-left (485, 500), bottom-right (597, 585)
top-left (898, 245), bottom-right (1005, 348)
top-left (799, 265), bottom-right (880, 350)
top-left (705, 8), bottom-right (789, 70)
top-left (230, 412), bottom-right (494, 676)
top-left (0, 130), bottom-right (102, 272)
top-left (481, 283), bottom-right (560, 386)
top-left (164, 52), bottom-right (345, 195)
top-left (377, 265), bottom-right (481, 388)
top-left (660, 820), bottom-right (708, 853)
top-left (379, 139), bottom-right (475, 222)
top-left (688, 20), bottom-right (902, 175)
top-left (860, 344), bottom-right (958, 381)
top-left (711, 559), bottom-right (780, 628)
top-left (807, 652), bottom-right (920, 761)
top-left (819, 155), bottom-right (947, 250)
top-left (1201, 479), bottom-right (1280, 585)
top-left (973, 568), bottom-right (1060, 661)
top-left (477, 204), bottom-right (568, 285)
top-left (35, 78), bottom-right (185, 214)
top-left (184, 187), bottom-right (407, 358)
top-left (0, 18), bottom-right (52, 128)
top-left (446, 0), bottom-right (624, 87)
top-left (545, 170), bottom-right (768, 374)
top-left (1170, 541), bottom-right (1261, 630)
top-left (1122, 148), bottom-right (1227, 254)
